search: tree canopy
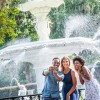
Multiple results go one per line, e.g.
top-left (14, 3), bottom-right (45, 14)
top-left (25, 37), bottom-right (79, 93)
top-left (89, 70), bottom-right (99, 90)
top-left (0, 0), bottom-right (100, 46)
top-left (0, 0), bottom-right (38, 47)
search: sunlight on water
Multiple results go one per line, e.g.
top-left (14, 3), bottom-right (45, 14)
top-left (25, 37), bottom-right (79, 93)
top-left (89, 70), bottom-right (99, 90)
top-left (0, 0), bottom-right (100, 98)
top-left (65, 15), bottom-right (89, 38)
top-left (93, 27), bottom-right (100, 40)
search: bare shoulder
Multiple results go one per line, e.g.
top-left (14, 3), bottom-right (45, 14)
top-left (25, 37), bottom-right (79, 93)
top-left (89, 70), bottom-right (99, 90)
top-left (71, 69), bottom-right (77, 83)
top-left (71, 69), bottom-right (75, 75)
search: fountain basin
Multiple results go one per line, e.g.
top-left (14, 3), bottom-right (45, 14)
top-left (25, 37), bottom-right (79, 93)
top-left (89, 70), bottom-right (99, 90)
top-left (27, 89), bottom-right (35, 95)
top-left (0, 37), bottom-right (99, 93)
top-left (20, 0), bottom-right (64, 12)
top-left (0, 37), bottom-right (97, 56)
top-left (18, 90), bottom-right (27, 96)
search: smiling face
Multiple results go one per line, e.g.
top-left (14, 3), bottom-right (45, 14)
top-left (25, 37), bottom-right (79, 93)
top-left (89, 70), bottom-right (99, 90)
top-left (62, 58), bottom-right (70, 68)
top-left (73, 60), bottom-right (82, 71)
top-left (61, 57), bottom-right (70, 72)
top-left (52, 58), bottom-right (60, 67)
top-left (73, 56), bottom-right (85, 71)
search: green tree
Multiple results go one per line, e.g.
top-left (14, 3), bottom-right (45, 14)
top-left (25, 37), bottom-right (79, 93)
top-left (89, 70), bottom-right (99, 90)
top-left (49, 0), bottom-right (100, 39)
top-left (0, 0), bottom-right (100, 46)
top-left (0, 0), bottom-right (19, 45)
top-left (0, 0), bottom-right (38, 48)
top-left (9, 0), bottom-right (38, 41)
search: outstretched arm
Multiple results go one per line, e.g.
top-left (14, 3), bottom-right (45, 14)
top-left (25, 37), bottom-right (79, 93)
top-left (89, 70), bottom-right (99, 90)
top-left (43, 66), bottom-right (54, 76)
top-left (43, 69), bottom-right (50, 76)
top-left (53, 70), bottom-right (63, 81)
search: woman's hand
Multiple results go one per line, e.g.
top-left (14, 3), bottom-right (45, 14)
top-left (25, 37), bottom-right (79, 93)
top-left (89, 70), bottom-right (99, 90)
top-left (77, 70), bottom-right (81, 75)
top-left (66, 94), bottom-right (70, 100)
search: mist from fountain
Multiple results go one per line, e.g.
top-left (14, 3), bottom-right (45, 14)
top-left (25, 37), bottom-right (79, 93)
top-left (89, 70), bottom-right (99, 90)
top-left (9, 78), bottom-right (30, 100)
top-left (0, 0), bottom-right (100, 98)
top-left (0, 51), bottom-right (26, 99)
top-left (93, 27), bottom-right (100, 40)
top-left (91, 61), bottom-right (100, 83)
top-left (68, 15), bottom-right (100, 88)
top-left (64, 14), bottom-right (100, 55)
top-left (0, 51), bottom-right (26, 80)
top-left (65, 14), bottom-right (100, 38)
top-left (65, 15), bottom-right (89, 38)
top-left (14, 51), bottom-right (25, 65)
top-left (0, 14), bottom-right (99, 94)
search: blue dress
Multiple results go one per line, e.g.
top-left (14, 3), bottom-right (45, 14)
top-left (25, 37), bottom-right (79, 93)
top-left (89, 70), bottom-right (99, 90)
top-left (62, 69), bottom-right (79, 100)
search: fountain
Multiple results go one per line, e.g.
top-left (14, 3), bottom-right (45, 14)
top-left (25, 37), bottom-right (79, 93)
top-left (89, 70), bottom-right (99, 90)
top-left (0, 0), bottom-right (100, 99)
top-left (19, 0), bottom-right (64, 41)
top-left (10, 78), bottom-right (27, 96)
top-left (0, 51), bottom-right (36, 98)
top-left (0, 36), bottom-right (100, 94)
top-left (10, 78), bottom-right (30, 100)
top-left (91, 61), bottom-right (100, 83)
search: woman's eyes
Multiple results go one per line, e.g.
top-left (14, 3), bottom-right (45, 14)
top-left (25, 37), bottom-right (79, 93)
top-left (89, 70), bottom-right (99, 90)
top-left (63, 61), bottom-right (68, 63)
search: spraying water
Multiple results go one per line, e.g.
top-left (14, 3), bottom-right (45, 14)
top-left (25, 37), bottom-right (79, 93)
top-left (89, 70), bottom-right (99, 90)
top-left (65, 14), bottom-right (100, 38)
top-left (93, 27), bottom-right (100, 40)
top-left (65, 15), bottom-right (89, 38)
top-left (9, 78), bottom-right (30, 100)
top-left (0, 1), bottom-right (100, 98)
top-left (91, 61), bottom-right (100, 84)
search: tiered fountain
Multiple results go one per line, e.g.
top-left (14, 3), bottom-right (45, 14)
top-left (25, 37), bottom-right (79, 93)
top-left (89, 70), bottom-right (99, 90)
top-left (19, 0), bottom-right (64, 41)
top-left (0, 0), bottom-right (100, 98)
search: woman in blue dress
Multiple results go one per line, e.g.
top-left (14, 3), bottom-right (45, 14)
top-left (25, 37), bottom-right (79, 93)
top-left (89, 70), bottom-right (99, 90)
top-left (53, 57), bottom-right (78, 100)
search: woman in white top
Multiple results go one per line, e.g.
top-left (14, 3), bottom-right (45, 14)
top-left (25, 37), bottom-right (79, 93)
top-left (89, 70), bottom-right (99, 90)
top-left (73, 56), bottom-right (100, 100)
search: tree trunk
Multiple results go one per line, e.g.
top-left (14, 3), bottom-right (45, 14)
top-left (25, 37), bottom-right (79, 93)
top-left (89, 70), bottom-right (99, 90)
top-left (0, 0), bottom-right (5, 9)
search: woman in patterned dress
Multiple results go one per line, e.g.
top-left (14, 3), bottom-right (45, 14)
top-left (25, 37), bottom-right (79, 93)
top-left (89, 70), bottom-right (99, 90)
top-left (73, 56), bottom-right (100, 100)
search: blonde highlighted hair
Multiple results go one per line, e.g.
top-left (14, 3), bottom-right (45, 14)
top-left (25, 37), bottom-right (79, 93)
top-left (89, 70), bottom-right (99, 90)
top-left (61, 56), bottom-right (70, 72)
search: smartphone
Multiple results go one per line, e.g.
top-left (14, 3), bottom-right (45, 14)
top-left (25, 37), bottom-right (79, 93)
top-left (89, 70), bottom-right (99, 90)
top-left (54, 66), bottom-right (58, 71)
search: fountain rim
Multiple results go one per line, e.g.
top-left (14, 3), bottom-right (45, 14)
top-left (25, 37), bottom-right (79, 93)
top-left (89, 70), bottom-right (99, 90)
top-left (0, 37), bottom-right (96, 56)
top-left (19, 0), bottom-right (64, 12)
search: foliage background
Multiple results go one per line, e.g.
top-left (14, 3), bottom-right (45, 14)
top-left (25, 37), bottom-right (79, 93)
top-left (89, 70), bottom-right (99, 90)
top-left (0, 0), bottom-right (100, 99)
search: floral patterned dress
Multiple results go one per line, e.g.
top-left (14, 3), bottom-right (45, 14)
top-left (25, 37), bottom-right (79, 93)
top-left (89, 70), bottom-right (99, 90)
top-left (82, 74), bottom-right (100, 100)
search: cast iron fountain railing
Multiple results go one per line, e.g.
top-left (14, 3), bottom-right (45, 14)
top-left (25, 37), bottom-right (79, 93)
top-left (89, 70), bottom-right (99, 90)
top-left (0, 93), bottom-right (41, 100)
top-left (0, 89), bottom-right (84, 100)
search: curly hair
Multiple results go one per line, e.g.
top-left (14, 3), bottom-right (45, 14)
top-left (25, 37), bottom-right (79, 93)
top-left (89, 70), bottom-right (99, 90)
top-left (73, 56), bottom-right (85, 66)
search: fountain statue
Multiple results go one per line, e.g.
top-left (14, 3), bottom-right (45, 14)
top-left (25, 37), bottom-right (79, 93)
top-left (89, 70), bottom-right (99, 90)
top-left (19, 0), bottom-right (64, 41)
top-left (10, 78), bottom-right (27, 95)
top-left (0, 0), bottom-right (100, 98)
top-left (10, 78), bottom-right (30, 100)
